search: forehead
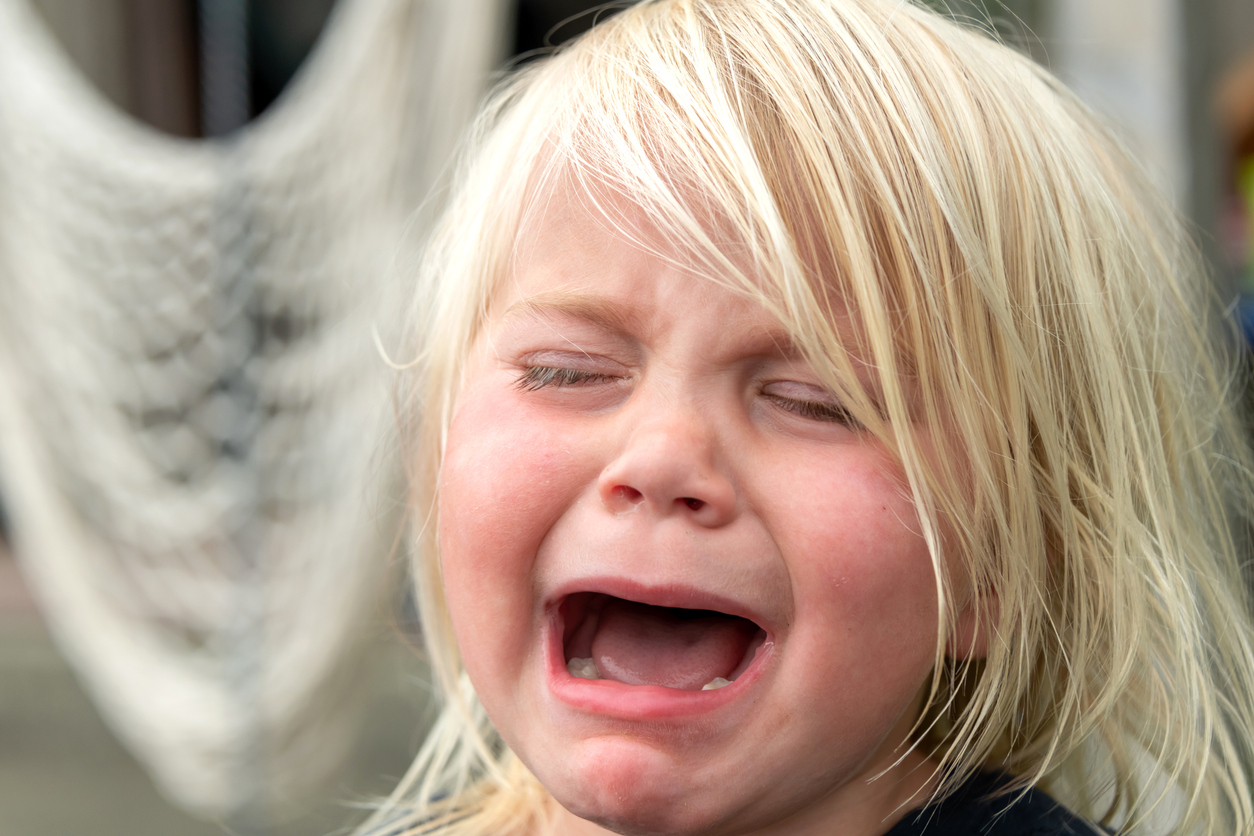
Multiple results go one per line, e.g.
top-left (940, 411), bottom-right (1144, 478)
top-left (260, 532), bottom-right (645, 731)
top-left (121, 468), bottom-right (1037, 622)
top-left (488, 171), bottom-right (905, 377)
top-left (510, 167), bottom-right (763, 284)
top-left (510, 178), bottom-right (701, 282)
top-left (497, 185), bottom-right (800, 355)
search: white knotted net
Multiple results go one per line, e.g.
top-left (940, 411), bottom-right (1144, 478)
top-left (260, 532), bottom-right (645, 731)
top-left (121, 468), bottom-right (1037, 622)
top-left (0, 0), bottom-right (504, 820)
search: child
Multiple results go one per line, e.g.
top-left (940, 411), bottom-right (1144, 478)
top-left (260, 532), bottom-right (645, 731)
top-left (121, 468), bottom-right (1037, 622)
top-left (371, 0), bottom-right (1254, 833)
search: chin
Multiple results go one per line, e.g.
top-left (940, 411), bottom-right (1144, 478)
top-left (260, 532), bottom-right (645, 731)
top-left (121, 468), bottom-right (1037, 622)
top-left (561, 797), bottom-right (718, 836)
top-left (542, 740), bottom-right (734, 836)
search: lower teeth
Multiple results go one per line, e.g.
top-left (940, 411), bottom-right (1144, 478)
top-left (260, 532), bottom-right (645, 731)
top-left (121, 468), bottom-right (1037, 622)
top-left (566, 657), bottom-right (732, 691)
top-left (567, 657), bottom-right (600, 679)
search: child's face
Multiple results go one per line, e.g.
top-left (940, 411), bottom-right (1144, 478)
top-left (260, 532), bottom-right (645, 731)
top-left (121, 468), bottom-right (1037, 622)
top-left (438, 187), bottom-right (946, 835)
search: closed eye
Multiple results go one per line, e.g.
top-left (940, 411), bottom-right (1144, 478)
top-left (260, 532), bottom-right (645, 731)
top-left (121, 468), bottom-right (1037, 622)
top-left (765, 393), bottom-right (856, 425)
top-left (761, 380), bottom-right (859, 427)
top-left (515, 365), bottom-right (618, 391)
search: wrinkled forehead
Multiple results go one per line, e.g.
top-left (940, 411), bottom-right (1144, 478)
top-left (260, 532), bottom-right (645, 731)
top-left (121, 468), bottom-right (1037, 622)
top-left (510, 166), bottom-right (752, 283)
top-left (491, 165), bottom-right (907, 411)
top-left (507, 163), bottom-right (800, 304)
top-left (501, 158), bottom-right (913, 373)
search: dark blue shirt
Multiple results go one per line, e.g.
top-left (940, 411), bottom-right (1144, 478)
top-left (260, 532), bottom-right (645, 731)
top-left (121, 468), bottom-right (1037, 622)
top-left (885, 771), bottom-right (1101, 836)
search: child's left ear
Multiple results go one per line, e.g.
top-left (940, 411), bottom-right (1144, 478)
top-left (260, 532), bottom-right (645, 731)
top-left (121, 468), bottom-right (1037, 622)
top-left (947, 591), bottom-right (999, 660)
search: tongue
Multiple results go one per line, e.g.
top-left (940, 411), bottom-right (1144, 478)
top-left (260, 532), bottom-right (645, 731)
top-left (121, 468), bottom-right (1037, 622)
top-left (590, 598), bottom-right (756, 691)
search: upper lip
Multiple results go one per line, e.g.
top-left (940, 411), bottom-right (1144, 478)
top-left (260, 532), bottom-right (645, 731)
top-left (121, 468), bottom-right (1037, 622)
top-left (546, 576), bottom-right (774, 633)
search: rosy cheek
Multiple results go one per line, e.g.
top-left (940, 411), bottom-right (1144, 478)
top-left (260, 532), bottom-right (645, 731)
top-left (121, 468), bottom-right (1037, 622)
top-left (443, 389), bottom-right (571, 525)
top-left (789, 456), bottom-right (938, 642)
top-left (438, 387), bottom-right (595, 664)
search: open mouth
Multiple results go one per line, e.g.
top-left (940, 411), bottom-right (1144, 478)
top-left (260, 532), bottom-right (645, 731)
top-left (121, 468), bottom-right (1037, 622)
top-left (559, 592), bottom-right (769, 692)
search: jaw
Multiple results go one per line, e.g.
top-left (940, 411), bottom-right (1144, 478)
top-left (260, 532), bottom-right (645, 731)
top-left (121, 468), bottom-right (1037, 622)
top-left (517, 594), bottom-right (941, 836)
top-left (543, 724), bottom-right (940, 836)
top-left (509, 586), bottom-right (782, 835)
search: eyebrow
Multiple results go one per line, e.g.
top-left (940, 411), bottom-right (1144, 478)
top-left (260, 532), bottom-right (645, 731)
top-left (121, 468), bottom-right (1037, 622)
top-left (751, 327), bottom-right (804, 360)
top-left (498, 291), bottom-right (641, 336)
top-left (497, 288), bottom-right (810, 362)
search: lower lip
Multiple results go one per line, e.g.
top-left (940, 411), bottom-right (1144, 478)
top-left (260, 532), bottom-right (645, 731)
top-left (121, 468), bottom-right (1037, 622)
top-left (543, 609), bottom-right (771, 720)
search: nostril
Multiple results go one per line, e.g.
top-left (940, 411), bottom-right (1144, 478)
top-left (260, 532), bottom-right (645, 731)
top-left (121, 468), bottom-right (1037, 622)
top-left (682, 497), bottom-right (705, 511)
top-left (613, 485), bottom-right (644, 505)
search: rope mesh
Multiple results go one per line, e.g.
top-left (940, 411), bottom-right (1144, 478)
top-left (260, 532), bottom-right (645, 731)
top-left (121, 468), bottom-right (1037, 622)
top-left (0, 0), bottom-right (504, 819)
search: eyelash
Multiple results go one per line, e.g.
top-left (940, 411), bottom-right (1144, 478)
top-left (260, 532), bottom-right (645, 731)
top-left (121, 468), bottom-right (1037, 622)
top-left (765, 393), bottom-right (856, 426)
top-left (517, 365), bottom-right (856, 426)
top-left (514, 366), bottom-right (616, 391)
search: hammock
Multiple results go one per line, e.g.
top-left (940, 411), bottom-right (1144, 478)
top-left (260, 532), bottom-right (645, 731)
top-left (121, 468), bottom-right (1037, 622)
top-left (0, 0), bottom-right (504, 820)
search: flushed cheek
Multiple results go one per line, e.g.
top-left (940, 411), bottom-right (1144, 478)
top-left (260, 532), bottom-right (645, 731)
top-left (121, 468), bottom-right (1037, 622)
top-left (787, 451), bottom-right (931, 593)
top-left (441, 383), bottom-right (599, 549)
top-left (779, 454), bottom-right (939, 691)
top-left (439, 388), bottom-right (593, 684)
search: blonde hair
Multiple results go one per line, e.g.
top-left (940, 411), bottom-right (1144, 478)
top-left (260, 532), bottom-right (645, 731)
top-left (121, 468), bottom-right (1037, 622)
top-left (367, 1), bottom-right (1254, 834)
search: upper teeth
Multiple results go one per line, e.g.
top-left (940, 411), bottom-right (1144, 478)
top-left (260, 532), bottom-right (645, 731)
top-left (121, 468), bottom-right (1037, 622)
top-left (566, 657), bottom-right (732, 691)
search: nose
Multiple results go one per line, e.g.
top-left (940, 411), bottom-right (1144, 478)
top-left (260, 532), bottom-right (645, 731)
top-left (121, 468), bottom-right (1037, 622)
top-left (597, 405), bottom-right (738, 527)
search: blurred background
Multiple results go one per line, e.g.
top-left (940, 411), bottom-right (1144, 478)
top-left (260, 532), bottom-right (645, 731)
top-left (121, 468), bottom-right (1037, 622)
top-left (0, 0), bottom-right (1252, 835)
